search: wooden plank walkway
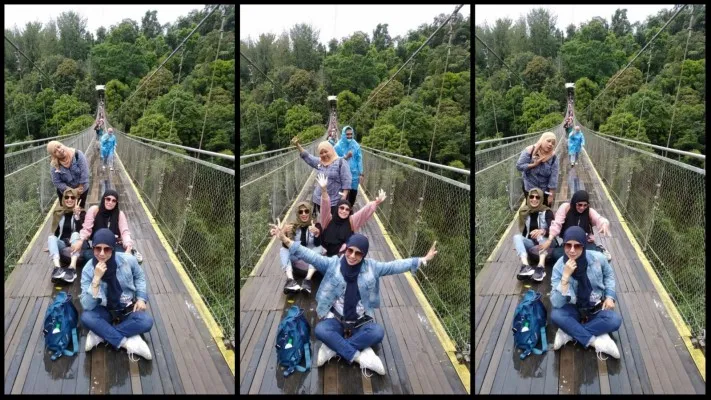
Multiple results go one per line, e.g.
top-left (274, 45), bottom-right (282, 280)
top-left (4, 134), bottom-right (235, 394)
top-left (239, 175), bottom-right (468, 394)
top-left (474, 135), bottom-right (705, 394)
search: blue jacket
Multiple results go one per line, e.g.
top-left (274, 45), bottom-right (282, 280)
top-left (550, 251), bottom-right (616, 309)
top-left (80, 252), bottom-right (148, 311)
top-left (100, 133), bottom-right (116, 157)
top-left (568, 130), bottom-right (585, 154)
top-left (334, 125), bottom-right (363, 190)
top-left (289, 242), bottom-right (422, 319)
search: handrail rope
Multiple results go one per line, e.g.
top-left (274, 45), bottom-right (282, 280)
top-left (397, 63), bottom-right (414, 153)
top-left (169, 47), bottom-right (186, 141)
top-left (361, 145), bottom-right (470, 175)
top-left (239, 50), bottom-right (278, 89)
top-left (636, 42), bottom-right (655, 138)
top-left (15, 50), bottom-right (31, 140)
top-left (664, 5), bottom-right (695, 154)
top-left (364, 149), bottom-right (470, 190)
top-left (239, 135), bottom-right (324, 161)
top-left (4, 130), bottom-right (84, 150)
top-left (120, 132), bottom-right (235, 161)
top-left (474, 131), bottom-right (541, 146)
top-left (4, 35), bottom-right (55, 88)
top-left (474, 33), bottom-right (526, 89)
top-left (594, 131), bottom-right (705, 160)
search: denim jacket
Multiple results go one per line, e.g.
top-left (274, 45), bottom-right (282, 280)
top-left (80, 252), bottom-right (148, 310)
top-left (550, 251), bottom-right (616, 309)
top-left (289, 242), bottom-right (422, 318)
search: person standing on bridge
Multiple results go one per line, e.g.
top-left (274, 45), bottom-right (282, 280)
top-left (550, 226), bottom-right (621, 360)
top-left (514, 188), bottom-right (554, 282)
top-left (334, 125), bottom-right (364, 207)
top-left (567, 126), bottom-right (585, 167)
top-left (101, 127), bottom-right (117, 171)
top-left (291, 136), bottom-right (352, 218)
top-left (47, 141), bottom-right (90, 206)
top-left (268, 225), bottom-right (438, 377)
top-left (516, 132), bottom-right (559, 207)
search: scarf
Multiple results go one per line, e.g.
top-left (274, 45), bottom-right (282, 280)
top-left (562, 226), bottom-right (594, 309)
top-left (46, 140), bottom-right (76, 170)
top-left (92, 228), bottom-right (122, 311)
top-left (531, 131), bottom-right (557, 163)
top-left (340, 233), bottom-right (369, 321)
top-left (51, 187), bottom-right (83, 232)
top-left (316, 141), bottom-right (338, 167)
top-left (562, 190), bottom-right (592, 235)
top-left (287, 201), bottom-right (314, 246)
top-left (93, 189), bottom-right (121, 239)
top-left (322, 198), bottom-right (353, 256)
top-left (517, 188), bottom-right (550, 233)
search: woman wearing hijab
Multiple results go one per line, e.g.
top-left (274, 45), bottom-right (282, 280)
top-left (315, 173), bottom-right (387, 257)
top-left (71, 189), bottom-right (143, 264)
top-left (334, 125), bottom-right (364, 207)
top-left (47, 140), bottom-right (90, 205)
top-left (280, 201), bottom-right (323, 295)
top-left (79, 228), bottom-right (154, 360)
top-left (269, 225), bottom-right (439, 377)
top-left (514, 188), bottom-right (554, 282)
top-left (550, 226), bottom-right (621, 360)
top-left (516, 131), bottom-right (559, 207)
top-left (292, 136), bottom-right (352, 217)
top-left (48, 188), bottom-right (87, 283)
top-left (541, 190), bottom-right (612, 262)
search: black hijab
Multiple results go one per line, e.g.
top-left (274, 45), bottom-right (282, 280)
top-left (562, 226), bottom-right (594, 309)
top-left (92, 228), bottom-right (122, 311)
top-left (322, 198), bottom-right (353, 256)
top-left (562, 190), bottom-right (592, 235)
top-left (93, 189), bottom-right (120, 239)
top-left (340, 234), bottom-right (369, 321)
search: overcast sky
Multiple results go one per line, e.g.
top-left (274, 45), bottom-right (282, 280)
top-left (475, 4), bottom-right (675, 32)
top-left (4, 4), bottom-right (205, 36)
top-left (240, 4), bottom-right (471, 46)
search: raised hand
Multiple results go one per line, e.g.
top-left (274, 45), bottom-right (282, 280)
top-left (375, 189), bottom-right (387, 205)
top-left (316, 173), bottom-right (328, 189)
top-left (74, 199), bottom-right (83, 215)
top-left (598, 222), bottom-right (611, 237)
top-left (308, 220), bottom-right (319, 236)
top-left (423, 241), bottom-right (438, 263)
top-left (291, 136), bottom-right (300, 146)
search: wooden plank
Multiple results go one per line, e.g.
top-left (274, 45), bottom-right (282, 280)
top-left (474, 295), bottom-right (492, 329)
top-left (154, 293), bottom-right (195, 393)
top-left (624, 292), bottom-right (662, 393)
top-left (4, 297), bottom-right (42, 393)
top-left (605, 324), bottom-right (632, 394)
top-left (240, 310), bottom-right (276, 394)
top-left (371, 308), bottom-right (395, 394)
top-left (378, 306), bottom-right (413, 394)
top-left (558, 345), bottom-right (575, 394)
top-left (90, 346), bottom-right (108, 394)
top-left (614, 294), bottom-right (647, 394)
top-left (382, 306), bottom-right (420, 393)
top-left (475, 294), bottom-right (510, 393)
top-left (4, 297), bottom-right (31, 357)
top-left (489, 295), bottom-right (523, 394)
top-left (249, 310), bottom-right (280, 394)
top-left (474, 295), bottom-right (507, 369)
top-left (145, 295), bottom-right (181, 394)
top-left (337, 351), bottom-right (363, 394)
top-left (162, 293), bottom-right (206, 393)
top-left (323, 357), bottom-right (338, 394)
top-left (475, 293), bottom-right (500, 349)
top-left (580, 345), bottom-right (600, 394)
top-left (405, 305), bottom-right (451, 394)
top-left (398, 306), bottom-right (436, 394)
top-left (18, 299), bottom-right (52, 394)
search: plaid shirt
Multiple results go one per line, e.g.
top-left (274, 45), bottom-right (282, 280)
top-left (300, 152), bottom-right (352, 206)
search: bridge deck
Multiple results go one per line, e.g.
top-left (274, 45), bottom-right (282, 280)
top-left (4, 139), bottom-right (234, 394)
top-left (239, 176), bottom-right (467, 394)
top-left (474, 132), bottom-right (705, 394)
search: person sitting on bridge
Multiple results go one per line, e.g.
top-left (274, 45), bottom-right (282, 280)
top-left (315, 173), bottom-right (386, 257)
top-left (516, 132), bottom-right (559, 207)
top-left (80, 228), bottom-right (154, 361)
top-left (71, 189), bottom-right (143, 265)
top-left (47, 140), bottom-right (90, 206)
top-left (567, 126), bottom-right (585, 167)
top-left (550, 226), bottom-right (621, 360)
top-left (100, 127), bottom-right (117, 171)
top-left (291, 136), bottom-right (352, 218)
top-left (514, 188), bottom-right (554, 282)
top-left (48, 188), bottom-right (88, 283)
top-left (539, 190), bottom-right (612, 262)
top-left (280, 201), bottom-right (323, 295)
top-left (268, 226), bottom-right (439, 377)
top-left (334, 125), bottom-right (364, 207)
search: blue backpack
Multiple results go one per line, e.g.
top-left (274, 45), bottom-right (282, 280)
top-left (512, 289), bottom-right (548, 360)
top-left (43, 291), bottom-right (79, 361)
top-left (275, 306), bottom-right (311, 377)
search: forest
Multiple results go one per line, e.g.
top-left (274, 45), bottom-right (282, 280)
top-left (475, 6), bottom-right (705, 336)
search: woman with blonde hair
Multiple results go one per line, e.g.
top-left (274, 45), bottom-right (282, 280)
top-left (47, 140), bottom-right (90, 205)
top-left (292, 136), bottom-right (352, 217)
top-left (516, 131), bottom-right (559, 207)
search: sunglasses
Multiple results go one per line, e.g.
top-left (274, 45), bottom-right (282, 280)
top-left (298, 209), bottom-right (310, 215)
top-left (94, 246), bottom-right (113, 254)
top-left (64, 195), bottom-right (76, 200)
top-left (576, 202), bottom-right (589, 208)
top-left (346, 247), bottom-right (363, 257)
top-left (564, 243), bottom-right (583, 251)
top-left (529, 194), bottom-right (540, 200)
top-left (338, 205), bottom-right (351, 212)
top-left (105, 197), bottom-right (117, 203)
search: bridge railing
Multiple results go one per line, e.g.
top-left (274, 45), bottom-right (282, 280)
top-left (114, 131), bottom-right (236, 347)
top-left (580, 126), bottom-right (705, 337)
top-left (4, 128), bottom-right (96, 279)
top-left (361, 148), bottom-right (470, 357)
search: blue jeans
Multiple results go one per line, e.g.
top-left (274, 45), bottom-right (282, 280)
top-left (48, 232), bottom-right (81, 260)
top-left (512, 234), bottom-right (549, 259)
top-left (314, 318), bottom-right (385, 363)
top-left (102, 152), bottom-right (114, 168)
top-left (80, 305), bottom-right (154, 349)
top-left (569, 151), bottom-right (579, 164)
top-left (279, 246), bottom-right (319, 274)
top-left (551, 303), bottom-right (622, 348)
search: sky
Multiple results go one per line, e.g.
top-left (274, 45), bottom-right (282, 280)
top-left (240, 4), bottom-right (471, 46)
top-left (475, 4), bottom-right (676, 33)
top-left (4, 4), bottom-right (205, 36)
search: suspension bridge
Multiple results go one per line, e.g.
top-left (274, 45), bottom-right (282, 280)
top-left (240, 4), bottom-right (470, 395)
top-left (4, 5), bottom-right (234, 394)
top-left (475, 5), bottom-right (705, 394)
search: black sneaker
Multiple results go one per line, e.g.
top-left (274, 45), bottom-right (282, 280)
top-left (51, 266), bottom-right (65, 280)
top-left (301, 279), bottom-right (312, 294)
top-left (62, 268), bottom-right (77, 283)
top-left (532, 266), bottom-right (546, 282)
top-left (283, 278), bottom-right (301, 294)
top-left (517, 265), bottom-right (535, 281)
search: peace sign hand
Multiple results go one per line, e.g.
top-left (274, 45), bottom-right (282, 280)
top-left (268, 218), bottom-right (286, 240)
top-left (375, 189), bottom-right (387, 205)
top-left (74, 199), bottom-right (83, 216)
top-left (308, 220), bottom-right (320, 236)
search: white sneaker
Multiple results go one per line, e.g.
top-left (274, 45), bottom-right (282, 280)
top-left (316, 344), bottom-right (337, 367)
top-left (592, 333), bottom-right (620, 360)
top-left (85, 330), bottom-right (105, 351)
top-left (553, 329), bottom-right (573, 350)
top-left (124, 335), bottom-right (152, 360)
top-left (357, 347), bottom-right (385, 376)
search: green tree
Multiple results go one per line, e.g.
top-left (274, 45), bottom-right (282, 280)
top-left (141, 10), bottom-right (162, 39)
top-left (49, 94), bottom-right (90, 128)
top-left (284, 68), bottom-right (315, 104)
top-left (523, 55), bottom-right (555, 92)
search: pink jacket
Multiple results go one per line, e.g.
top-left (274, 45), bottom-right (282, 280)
top-left (80, 205), bottom-right (134, 248)
top-left (320, 189), bottom-right (378, 253)
top-left (549, 203), bottom-right (609, 242)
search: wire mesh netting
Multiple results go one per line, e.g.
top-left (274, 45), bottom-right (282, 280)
top-left (115, 132), bottom-right (236, 347)
top-left (581, 126), bottom-right (706, 337)
top-left (360, 149), bottom-right (470, 355)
